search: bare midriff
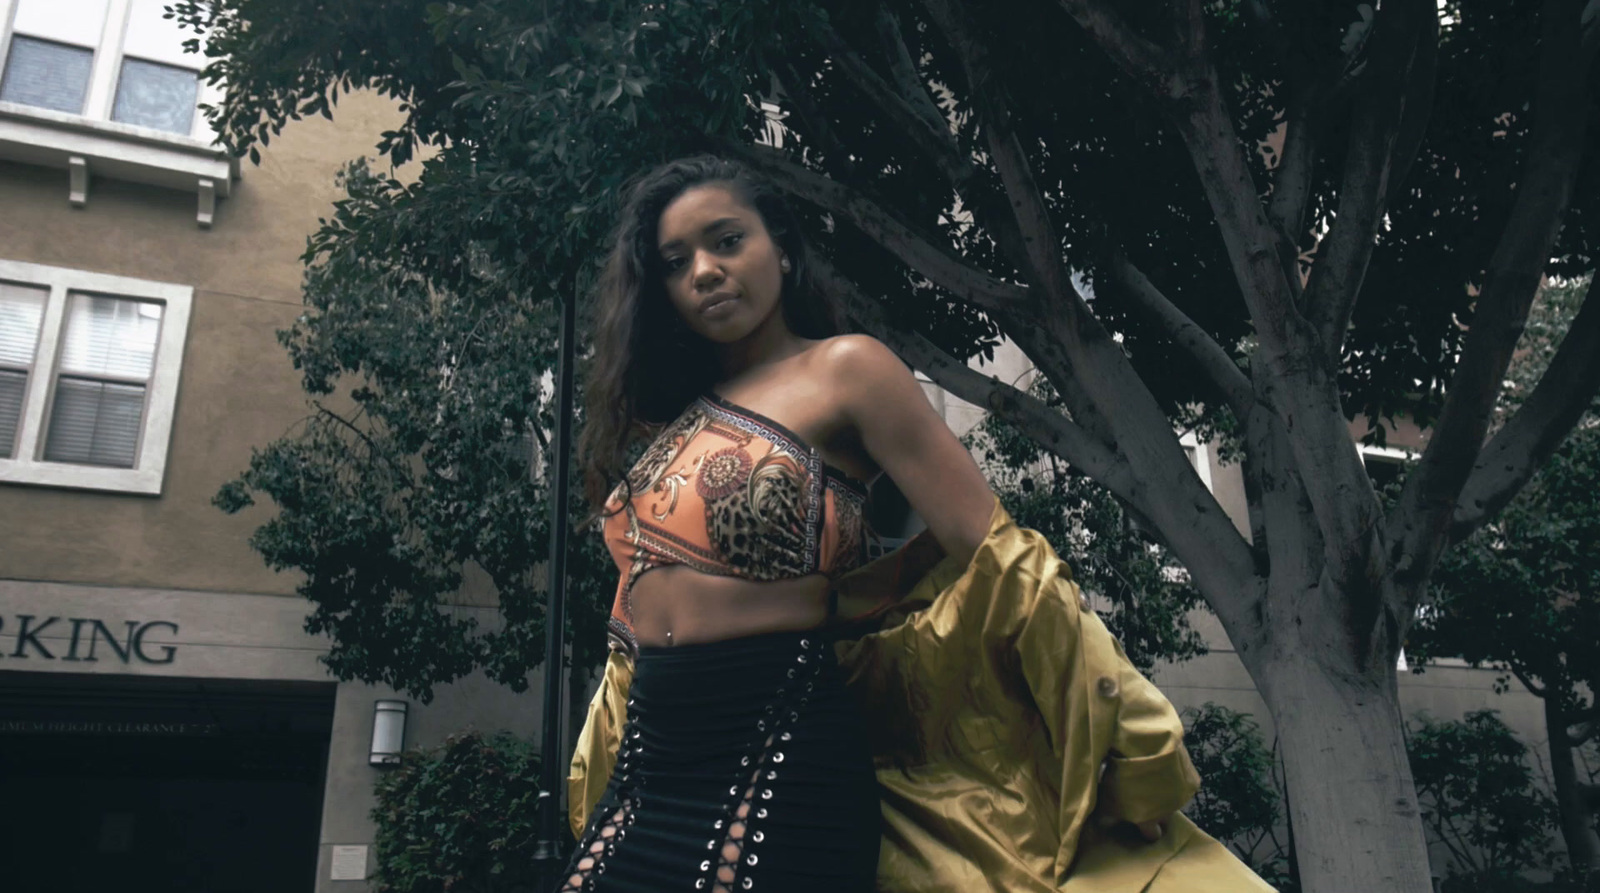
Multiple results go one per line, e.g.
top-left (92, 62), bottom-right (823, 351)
top-left (627, 565), bottom-right (831, 647)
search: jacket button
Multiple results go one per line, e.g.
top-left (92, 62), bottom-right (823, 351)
top-left (1097, 676), bottom-right (1119, 698)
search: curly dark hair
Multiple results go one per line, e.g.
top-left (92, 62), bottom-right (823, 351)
top-left (578, 155), bottom-right (842, 513)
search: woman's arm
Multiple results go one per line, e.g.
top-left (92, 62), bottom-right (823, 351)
top-left (826, 335), bottom-right (995, 563)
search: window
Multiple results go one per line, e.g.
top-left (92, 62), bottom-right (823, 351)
top-left (0, 259), bottom-right (191, 494)
top-left (0, 0), bottom-right (233, 225)
top-left (0, 0), bottom-right (204, 136)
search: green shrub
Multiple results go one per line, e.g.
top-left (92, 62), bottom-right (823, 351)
top-left (371, 730), bottom-right (544, 893)
top-left (1181, 703), bottom-right (1297, 890)
top-left (1409, 710), bottom-right (1557, 891)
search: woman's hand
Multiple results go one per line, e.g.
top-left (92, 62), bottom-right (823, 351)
top-left (825, 335), bottom-right (995, 563)
top-left (1135, 818), bottom-right (1169, 842)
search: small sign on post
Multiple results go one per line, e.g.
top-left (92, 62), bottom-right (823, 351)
top-left (330, 845), bottom-right (368, 881)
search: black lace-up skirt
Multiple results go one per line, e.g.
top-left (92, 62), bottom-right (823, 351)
top-left (558, 630), bottom-right (880, 893)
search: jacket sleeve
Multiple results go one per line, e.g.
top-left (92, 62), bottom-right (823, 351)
top-left (1067, 589), bottom-right (1201, 827)
top-left (566, 650), bottom-right (633, 840)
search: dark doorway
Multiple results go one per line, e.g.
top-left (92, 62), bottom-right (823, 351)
top-left (0, 671), bottom-right (334, 893)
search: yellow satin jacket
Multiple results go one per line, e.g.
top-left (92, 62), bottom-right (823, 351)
top-left (569, 501), bottom-right (1275, 892)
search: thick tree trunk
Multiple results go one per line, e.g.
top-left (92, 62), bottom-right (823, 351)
top-left (1545, 697), bottom-right (1600, 881)
top-left (1257, 652), bottom-right (1434, 893)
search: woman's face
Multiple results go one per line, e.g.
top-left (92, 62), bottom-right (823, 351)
top-left (655, 184), bottom-right (788, 344)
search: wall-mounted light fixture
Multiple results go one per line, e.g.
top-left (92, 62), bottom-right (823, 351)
top-left (369, 699), bottom-right (408, 767)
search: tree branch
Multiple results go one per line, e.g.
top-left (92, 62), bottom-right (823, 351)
top-left (1055, 0), bottom-right (1178, 97)
top-left (723, 144), bottom-right (1029, 312)
top-left (1268, 99), bottom-right (1316, 299)
top-left (1391, 0), bottom-right (1595, 594)
top-left (1304, 0), bottom-right (1438, 365)
top-left (1452, 274), bottom-right (1600, 541)
top-left (801, 11), bottom-right (973, 192)
top-left (872, 6), bottom-right (950, 141)
top-left (811, 255), bottom-right (1136, 497)
top-left (1511, 663), bottom-right (1550, 699)
top-left (1159, 29), bottom-right (1383, 601)
top-left (772, 63), bottom-right (855, 179)
top-left (1107, 252), bottom-right (1254, 420)
top-left (922, 0), bottom-right (1079, 306)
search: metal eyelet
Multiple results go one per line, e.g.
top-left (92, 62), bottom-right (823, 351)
top-left (707, 839), bottom-right (716, 850)
top-left (701, 860), bottom-right (712, 871)
top-left (766, 770), bottom-right (778, 780)
top-left (753, 830), bottom-right (764, 843)
top-left (742, 879), bottom-right (754, 890)
top-left (757, 720), bottom-right (767, 731)
top-left (800, 638), bottom-right (811, 648)
top-left (760, 789), bottom-right (773, 800)
top-left (740, 756), bottom-right (750, 767)
top-left (780, 732), bottom-right (792, 742)
top-left (696, 880), bottom-right (706, 890)
top-left (757, 808), bottom-right (768, 819)
top-left (729, 785), bottom-right (740, 796)
top-left (797, 655), bottom-right (808, 664)
top-left (772, 752), bottom-right (784, 763)
top-left (747, 854), bottom-right (759, 866)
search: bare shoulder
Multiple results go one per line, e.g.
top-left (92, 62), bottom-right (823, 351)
top-left (811, 334), bottom-right (912, 392)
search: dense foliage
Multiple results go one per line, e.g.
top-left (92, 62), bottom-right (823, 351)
top-left (1180, 703), bottom-right (1295, 890)
top-left (1411, 276), bottom-right (1600, 879)
top-left (371, 730), bottom-right (544, 893)
top-left (1408, 710), bottom-right (1558, 888)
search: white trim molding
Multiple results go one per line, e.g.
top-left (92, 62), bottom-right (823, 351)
top-left (0, 258), bottom-right (192, 495)
top-left (0, 0), bottom-right (238, 226)
top-left (1179, 430), bottom-right (1215, 492)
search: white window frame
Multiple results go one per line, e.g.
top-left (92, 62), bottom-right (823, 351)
top-left (0, 0), bottom-right (235, 226)
top-left (0, 258), bottom-right (191, 494)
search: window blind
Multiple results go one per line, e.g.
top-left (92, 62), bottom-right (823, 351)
top-left (44, 294), bottom-right (163, 468)
top-left (0, 370), bottom-right (26, 460)
top-left (0, 36), bottom-right (94, 114)
top-left (0, 283), bottom-right (47, 460)
top-left (44, 378), bottom-right (145, 467)
top-left (0, 282), bottom-right (46, 368)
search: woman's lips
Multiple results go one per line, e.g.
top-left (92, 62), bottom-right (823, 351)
top-left (699, 293), bottom-right (738, 318)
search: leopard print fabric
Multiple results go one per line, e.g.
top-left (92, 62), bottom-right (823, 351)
top-left (601, 396), bottom-right (870, 656)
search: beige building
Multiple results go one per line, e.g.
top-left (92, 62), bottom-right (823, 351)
top-left (0, 2), bottom-right (539, 891)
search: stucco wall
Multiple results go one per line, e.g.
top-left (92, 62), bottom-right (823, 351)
top-left (0, 90), bottom-right (407, 596)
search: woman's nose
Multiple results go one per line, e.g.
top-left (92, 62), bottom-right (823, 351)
top-left (691, 252), bottom-right (724, 287)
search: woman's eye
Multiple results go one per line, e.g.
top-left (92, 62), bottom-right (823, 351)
top-left (717, 232), bottom-right (744, 249)
top-left (662, 256), bottom-right (686, 273)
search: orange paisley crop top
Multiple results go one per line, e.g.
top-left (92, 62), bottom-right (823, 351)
top-left (601, 392), bottom-right (872, 655)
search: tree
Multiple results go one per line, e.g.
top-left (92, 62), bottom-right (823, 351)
top-left (1410, 276), bottom-right (1600, 883)
top-left (182, 0), bottom-right (1600, 888)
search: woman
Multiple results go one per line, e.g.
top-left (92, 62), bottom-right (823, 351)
top-left (561, 156), bottom-right (1212, 893)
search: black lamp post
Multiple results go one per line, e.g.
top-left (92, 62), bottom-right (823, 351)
top-left (532, 288), bottom-right (577, 880)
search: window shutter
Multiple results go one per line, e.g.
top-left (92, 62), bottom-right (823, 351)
top-left (0, 36), bottom-right (94, 114)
